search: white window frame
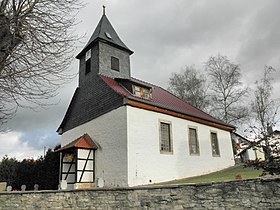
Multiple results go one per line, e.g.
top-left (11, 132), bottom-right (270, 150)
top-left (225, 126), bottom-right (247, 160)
top-left (85, 49), bottom-right (91, 61)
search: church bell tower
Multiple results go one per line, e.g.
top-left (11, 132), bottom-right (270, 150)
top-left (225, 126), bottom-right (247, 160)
top-left (76, 6), bottom-right (133, 89)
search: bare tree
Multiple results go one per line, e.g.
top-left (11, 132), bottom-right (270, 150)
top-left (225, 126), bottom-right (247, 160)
top-left (205, 55), bottom-right (248, 125)
top-left (0, 0), bottom-right (81, 128)
top-left (249, 66), bottom-right (279, 159)
top-left (168, 65), bottom-right (209, 110)
top-left (251, 66), bottom-right (279, 134)
top-left (246, 66), bottom-right (280, 175)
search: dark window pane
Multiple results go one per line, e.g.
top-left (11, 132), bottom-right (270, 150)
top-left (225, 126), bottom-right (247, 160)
top-left (211, 132), bottom-right (220, 156)
top-left (132, 85), bottom-right (152, 99)
top-left (85, 59), bottom-right (91, 74)
top-left (111, 56), bottom-right (119, 71)
top-left (189, 128), bottom-right (199, 154)
top-left (160, 122), bottom-right (171, 152)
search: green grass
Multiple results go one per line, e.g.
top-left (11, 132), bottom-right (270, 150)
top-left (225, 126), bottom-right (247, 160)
top-left (161, 165), bottom-right (263, 185)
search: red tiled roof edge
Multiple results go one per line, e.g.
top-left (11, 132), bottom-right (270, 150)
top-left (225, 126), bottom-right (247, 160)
top-left (155, 85), bottom-right (233, 127)
top-left (126, 99), bottom-right (234, 131)
top-left (56, 133), bottom-right (98, 152)
top-left (130, 77), bottom-right (233, 127)
top-left (99, 74), bottom-right (235, 131)
top-left (99, 74), bottom-right (131, 97)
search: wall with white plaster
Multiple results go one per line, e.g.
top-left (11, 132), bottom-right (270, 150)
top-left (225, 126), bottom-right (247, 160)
top-left (127, 106), bottom-right (235, 186)
top-left (61, 106), bottom-right (128, 187)
top-left (61, 105), bottom-right (235, 187)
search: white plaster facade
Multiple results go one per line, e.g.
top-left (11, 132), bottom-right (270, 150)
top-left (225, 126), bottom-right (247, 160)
top-left (61, 106), bottom-right (128, 187)
top-left (127, 106), bottom-right (235, 186)
top-left (61, 105), bottom-right (235, 187)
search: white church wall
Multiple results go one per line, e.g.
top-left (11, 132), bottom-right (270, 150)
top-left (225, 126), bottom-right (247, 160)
top-left (246, 148), bottom-right (257, 160)
top-left (61, 106), bottom-right (128, 187)
top-left (127, 106), bottom-right (235, 186)
top-left (255, 149), bottom-right (265, 160)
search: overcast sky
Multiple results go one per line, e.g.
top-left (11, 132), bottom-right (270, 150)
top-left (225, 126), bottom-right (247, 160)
top-left (1, 0), bottom-right (280, 159)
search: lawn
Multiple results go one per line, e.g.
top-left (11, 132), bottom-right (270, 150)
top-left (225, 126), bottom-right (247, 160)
top-left (161, 164), bottom-right (263, 185)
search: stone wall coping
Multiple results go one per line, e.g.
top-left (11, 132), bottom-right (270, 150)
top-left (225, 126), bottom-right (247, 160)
top-left (0, 176), bottom-right (279, 195)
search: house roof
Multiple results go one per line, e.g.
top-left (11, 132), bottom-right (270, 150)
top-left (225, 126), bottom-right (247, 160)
top-left (56, 134), bottom-right (98, 152)
top-left (99, 74), bottom-right (235, 131)
top-left (231, 132), bottom-right (250, 143)
top-left (76, 13), bottom-right (133, 59)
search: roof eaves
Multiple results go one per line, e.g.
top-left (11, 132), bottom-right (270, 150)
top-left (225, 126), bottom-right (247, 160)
top-left (56, 134), bottom-right (98, 152)
top-left (115, 77), bottom-right (153, 89)
top-left (76, 37), bottom-right (133, 59)
top-left (232, 132), bottom-right (250, 142)
top-left (99, 75), bottom-right (234, 131)
top-left (157, 86), bottom-right (231, 126)
top-left (125, 97), bottom-right (235, 131)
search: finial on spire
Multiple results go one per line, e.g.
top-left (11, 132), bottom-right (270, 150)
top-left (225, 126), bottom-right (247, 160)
top-left (103, 5), bottom-right (106, 15)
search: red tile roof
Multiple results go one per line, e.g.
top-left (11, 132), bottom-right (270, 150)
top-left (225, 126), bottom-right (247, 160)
top-left (99, 74), bottom-right (234, 131)
top-left (100, 75), bottom-right (131, 97)
top-left (57, 134), bottom-right (98, 152)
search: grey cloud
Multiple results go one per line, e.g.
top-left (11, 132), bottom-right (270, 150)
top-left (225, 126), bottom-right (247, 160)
top-left (237, 0), bottom-right (280, 83)
top-left (2, 0), bottom-right (280, 158)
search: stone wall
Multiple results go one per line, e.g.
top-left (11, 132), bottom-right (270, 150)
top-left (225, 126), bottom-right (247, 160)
top-left (0, 177), bottom-right (279, 210)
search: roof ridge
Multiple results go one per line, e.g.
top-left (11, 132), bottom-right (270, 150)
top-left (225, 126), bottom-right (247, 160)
top-left (162, 86), bottom-right (227, 123)
top-left (56, 133), bottom-right (98, 151)
top-left (96, 14), bottom-right (104, 39)
top-left (130, 76), bottom-right (159, 87)
top-left (76, 13), bottom-right (133, 59)
top-left (98, 74), bottom-right (234, 129)
top-left (157, 86), bottom-right (229, 125)
top-left (130, 76), bottom-right (232, 127)
top-left (131, 77), bottom-right (208, 111)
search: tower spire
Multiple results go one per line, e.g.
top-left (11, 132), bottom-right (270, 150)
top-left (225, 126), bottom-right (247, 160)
top-left (103, 5), bottom-right (106, 15)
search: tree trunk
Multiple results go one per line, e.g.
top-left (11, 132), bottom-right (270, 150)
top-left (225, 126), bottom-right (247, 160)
top-left (0, 14), bottom-right (21, 76)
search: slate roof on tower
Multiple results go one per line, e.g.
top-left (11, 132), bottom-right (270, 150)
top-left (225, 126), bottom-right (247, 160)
top-left (76, 11), bottom-right (133, 59)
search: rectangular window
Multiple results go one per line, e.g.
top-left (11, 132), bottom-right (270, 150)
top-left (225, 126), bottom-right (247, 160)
top-left (160, 122), bottom-right (172, 153)
top-left (132, 85), bottom-right (152, 100)
top-left (85, 60), bottom-right (91, 74)
top-left (85, 49), bottom-right (91, 74)
top-left (211, 132), bottom-right (220, 156)
top-left (189, 127), bottom-right (199, 155)
top-left (142, 88), bottom-right (150, 99)
top-left (134, 86), bottom-right (141, 97)
top-left (111, 56), bottom-right (119, 71)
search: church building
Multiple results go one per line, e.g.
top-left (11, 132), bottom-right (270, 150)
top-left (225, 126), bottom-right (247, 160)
top-left (57, 7), bottom-right (235, 189)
